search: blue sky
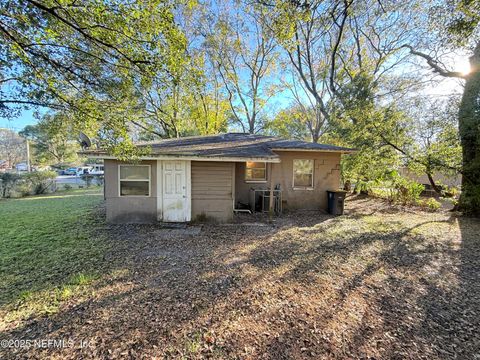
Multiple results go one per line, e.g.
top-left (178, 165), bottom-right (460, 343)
top-left (0, 77), bottom-right (463, 133)
top-left (1, 0), bottom-right (472, 134)
top-left (0, 109), bottom-right (38, 131)
top-left (0, 53), bottom-right (468, 133)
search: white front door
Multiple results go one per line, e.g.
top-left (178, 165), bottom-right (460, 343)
top-left (162, 160), bottom-right (191, 222)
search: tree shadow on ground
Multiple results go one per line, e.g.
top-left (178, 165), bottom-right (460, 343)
top-left (0, 218), bottom-right (289, 358)
top-left (244, 219), bottom-right (458, 358)
top-left (251, 212), bottom-right (480, 359)
top-left (1, 197), bottom-right (479, 359)
top-left (410, 216), bottom-right (480, 359)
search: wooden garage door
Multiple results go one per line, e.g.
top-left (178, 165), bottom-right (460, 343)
top-left (191, 162), bottom-right (234, 221)
top-left (191, 162), bottom-right (233, 199)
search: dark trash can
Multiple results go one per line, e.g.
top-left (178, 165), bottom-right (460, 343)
top-left (327, 190), bottom-right (347, 215)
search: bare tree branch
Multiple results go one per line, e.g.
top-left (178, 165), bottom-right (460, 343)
top-left (402, 44), bottom-right (466, 79)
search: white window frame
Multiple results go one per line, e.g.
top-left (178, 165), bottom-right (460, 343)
top-left (293, 159), bottom-right (314, 190)
top-left (118, 164), bottom-right (151, 197)
top-left (245, 161), bottom-right (267, 183)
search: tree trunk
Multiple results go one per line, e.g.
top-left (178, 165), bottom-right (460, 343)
top-left (426, 172), bottom-right (442, 195)
top-left (248, 115), bottom-right (255, 134)
top-left (458, 41), bottom-right (480, 215)
top-left (344, 179), bottom-right (352, 192)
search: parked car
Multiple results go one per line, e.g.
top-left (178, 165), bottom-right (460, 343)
top-left (63, 167), bottom-right (78, 176)
top-left (75, 166), bottom-right (93, 176)
top-left (88, 163), bottom-right (104, 176)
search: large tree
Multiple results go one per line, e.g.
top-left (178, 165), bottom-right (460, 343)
top-left (0, 0), bottom-right (187, 150)
top-left (20, 112), bottom-right (79, 164)
top-left (261, 0), bottom-right (422, 142)
top-left (203, 2), bottom-right (278, 133)
top-left (0, 127), bottom-right (25, 166)
top-left (403, 96), bottom-right (462, 194)
top-left (402, 0), bottom-right (480, 214)
top-left (265, 104), bottom-right (310, 140)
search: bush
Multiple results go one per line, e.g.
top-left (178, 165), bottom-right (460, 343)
top-left (421, 197), bottom-right (442, 212)
top-left (441, 186), bottom-right (459, 198)
top-left (80, 174), bottom-right (94, 188)
top-left (16, 180), bottom-right (33, 197)
top-left (24, 170), bottom-right (57, 195)
top-left (354, 180), bottom-right (374, 195)
top-left (63, 184), bottom-right (73, 191)
top-left (95, 175), bottom-right (104, 187)
top-left (392, 176), bottom-right (424, 205)
top-left (0, 173), bottom-right (21, 198)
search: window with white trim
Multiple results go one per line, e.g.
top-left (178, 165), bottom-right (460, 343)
top-left (119, 165), bottom-right (150, 196)
top-left (245, 161), bottom-right (266, 181)
top-left (293, 159), bottom-right (314, 188)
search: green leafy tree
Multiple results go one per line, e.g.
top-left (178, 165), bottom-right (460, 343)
top-left (406, 97), bottom-right (462, 194)
top-left (0, 128), bottom-right (25, 166)
top-left (184, 53), bottom-right (231, 135)
top-left (265, 106), bottom-right (310, 140)
top-left (331, 107), bottom-right (408, 191)
top-left (0, 0), bottom-right (188, 151)
top-left (187, 93), bottom-right (230, 135)
top-left (259, 0), bottom-right (422, 142)
top-left (204, 2), bottom-right (279, 133)
top-left (312, 72), bottom-right (411, 192)
top-left (20, 112), bottom-right (79, 165)
top-left (402, 0), bottom-right (480, 214)
top-left (135, 49), bottom-right (196, 139)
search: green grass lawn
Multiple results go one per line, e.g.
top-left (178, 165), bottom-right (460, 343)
top-left (0, 189), bottom-right (106, 327)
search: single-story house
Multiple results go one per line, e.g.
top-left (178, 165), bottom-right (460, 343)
top-left (15, 162), bottom-right (29, 172)
top-left (81, 133), bottom-right (355, 223)
top-left (0, 159), bottom-right (11, 172)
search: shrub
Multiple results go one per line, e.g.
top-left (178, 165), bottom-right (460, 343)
top-left (422, 198), bottom-right (442, 212)
top-left (0, 172), bottom-right (21, 198)
top-left (441, 186), bottom-right (459, 198)
top-left (354, 180), bottom-right (373, 195)
top-left (24, 170), bottom-right (57, 195)
top-left (16, 180), bottom-right (33, 197)
top-left (392, 176), bottom-right (424, 205)
top-left (80, 174), bottom-right (94, 188)
top-left (95, 175), bottom-right (104, 187)
top-left (63, 184), bottom-right (73, 191)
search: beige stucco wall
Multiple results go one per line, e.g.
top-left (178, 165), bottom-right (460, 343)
top-left (104, 159), bottom-right (158, 223)
top-left (399, 167), bottom-right (462, 188)
top-left (235, 151), bottom-right (342, 211)
top-left (191, 161), bottom-right (234, 222)
top-left (104, 152), bottom-right (341, 223)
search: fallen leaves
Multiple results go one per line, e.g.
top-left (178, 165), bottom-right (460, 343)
top-left (1, 195), bottom-right (479, 359)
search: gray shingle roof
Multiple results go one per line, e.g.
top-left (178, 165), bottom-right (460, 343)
top-left (82, 133), bottom-right (355, 159)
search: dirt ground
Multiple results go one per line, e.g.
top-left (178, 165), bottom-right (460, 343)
top-left (1, 195), bottom-right (479, 359)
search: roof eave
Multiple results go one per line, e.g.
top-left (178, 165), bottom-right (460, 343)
top-left (78, 152), bottom-right (281, 163)
top-left (271, 148), bottom-right (357, 154)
